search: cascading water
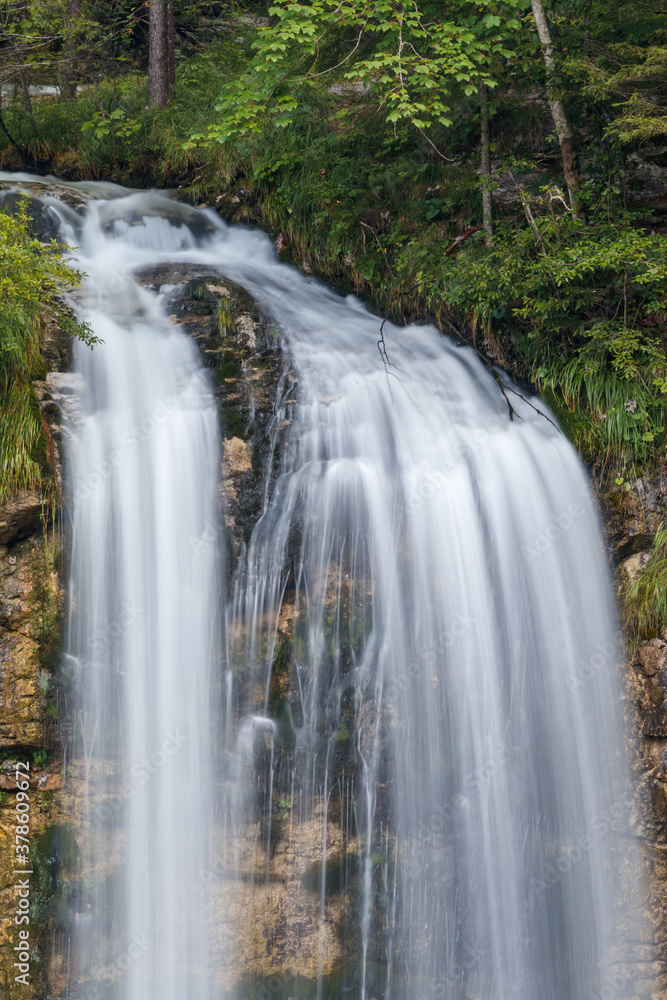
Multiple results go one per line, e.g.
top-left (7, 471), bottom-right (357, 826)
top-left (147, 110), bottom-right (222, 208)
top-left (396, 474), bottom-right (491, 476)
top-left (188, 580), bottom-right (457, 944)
top-left (209, 231), bottom-right (633, 1000)
top-left (57, 192), bottom-right (222, 1000)
top-left (2, 173), bottom-right (637, 1000)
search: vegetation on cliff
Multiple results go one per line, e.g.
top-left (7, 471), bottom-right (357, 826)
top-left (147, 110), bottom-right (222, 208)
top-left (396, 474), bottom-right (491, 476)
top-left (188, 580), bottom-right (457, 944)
top-left (0, 207), bottom-right (93, 501)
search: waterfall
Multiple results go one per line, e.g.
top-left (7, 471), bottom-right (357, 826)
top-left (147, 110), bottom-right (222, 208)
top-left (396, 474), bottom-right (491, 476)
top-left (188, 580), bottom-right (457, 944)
top-left (10, 175), bottom-right (633, 1000)
top-left (208, 228), bottom-right (631, 999)
top-left (61, 195), bottom-right (221, 1000)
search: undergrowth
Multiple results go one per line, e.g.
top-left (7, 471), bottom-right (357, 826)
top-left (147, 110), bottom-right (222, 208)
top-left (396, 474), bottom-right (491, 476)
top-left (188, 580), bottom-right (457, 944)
top-left (0, 207), bottom-right (93, 502)
top-left (625, 524), bottom-right (667, 638)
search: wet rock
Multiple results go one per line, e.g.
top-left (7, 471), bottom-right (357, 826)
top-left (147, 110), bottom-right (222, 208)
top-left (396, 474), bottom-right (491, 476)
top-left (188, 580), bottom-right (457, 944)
top-left (637, 641), bottom-right (667, 680)
top-left (0, 766), bottom-right (62, 791)
top-left (0, 190), bottom-right (62, 243)
top-left (136, 263), bottom-right (285, 570)
top-left (0, 631), bottom-right (46, 746)
top-left (628, 641), bottom-right (667, 740)
top-left (39, 308), bottom-right (75, 375)
top-left (33, 372), bottom-right (85, 495)
top-left (630, 474), bottom-right (667, 514)
top-left (620, 550), bottom-right (652, 585)
top-left (616, 532), bottom-right (655, 562)
top-left (135, 261), bottom-right (228, 288)
top-left (98, 194), bottom-right (218, 241)
top-left (0, 177), bottom-right (92, 212)
top-left (0, 491), bottom-right (44, 546)
top-left (210, 811), bottom-right (347, 987)
top-left (0, 534), bottom-right (62, 747)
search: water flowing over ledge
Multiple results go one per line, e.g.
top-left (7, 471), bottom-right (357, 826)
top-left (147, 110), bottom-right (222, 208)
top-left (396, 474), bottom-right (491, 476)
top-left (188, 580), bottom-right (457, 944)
top-left (4, 174), bottom-right (638, 1000)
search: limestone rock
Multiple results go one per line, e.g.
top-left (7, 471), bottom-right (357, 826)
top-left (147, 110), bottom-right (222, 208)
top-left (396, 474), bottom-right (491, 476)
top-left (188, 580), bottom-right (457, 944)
top-left (135, 263), bottom-right (285, 570)
top-left (0, 632), bottom-right (45, 746)
top-left (32, 372), bottom-right (85, 496)
top-left (210, 813), bottom-right (348, 988)
top-left (0, 535), bottom-right (60, 640)
top-left (0, 492), bottom-right (44, 547)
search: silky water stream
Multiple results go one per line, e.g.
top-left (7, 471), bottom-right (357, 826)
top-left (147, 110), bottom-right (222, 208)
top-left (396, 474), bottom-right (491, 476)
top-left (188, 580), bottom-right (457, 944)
top-left (4, 175), bottom-right (638, 1000)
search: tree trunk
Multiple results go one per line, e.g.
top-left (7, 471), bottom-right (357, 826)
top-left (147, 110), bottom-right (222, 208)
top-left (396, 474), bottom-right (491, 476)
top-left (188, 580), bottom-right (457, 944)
top-left (14, 1), bottom-right (38, 136)
top-left (18, 66), bottom-right (38, 136)
top-left (64, 0), bottom-right (83, 99)
top-left (529, 0), bottom-right (583, 220)
top-left (149, 0), bottom-right (175, 108)
top-left (480, 81), bottom-right (493, 247)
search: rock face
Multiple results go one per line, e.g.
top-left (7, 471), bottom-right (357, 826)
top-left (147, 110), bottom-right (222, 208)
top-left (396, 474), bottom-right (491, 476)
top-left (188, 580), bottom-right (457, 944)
top-left (0, 493), bottom-right (44, 547)
top-left (0, 191), bottom-right (62, 244)
top-left (0, 540), bottom-right (52, 748)
top-left (0, 368), bottom-right (69, 998)
top-left (135, 261), bottom-right (284, 566)
top-left (624, 639), bottom-right (667, 994)
top-left (0, 529), bottom-right (65, 1000)
top-left (209, 811), bottom-right (349, 990)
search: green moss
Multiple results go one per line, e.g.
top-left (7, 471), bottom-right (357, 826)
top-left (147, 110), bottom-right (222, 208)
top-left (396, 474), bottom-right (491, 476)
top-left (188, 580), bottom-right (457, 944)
top-left (218, 296), bottom-right (235, 336)
top-left (232, 963), bottom-right (388, 1000)
top-left (301, 849), bottom-right (359, 896)
top-left (31, 823), bottom-right (79, 931)
top-left (28, 529), bottom-right (64, 682)
top-left (219, 359), bottom-right (241, 379)
top-left (267, 636), bottom-right (296, 753)
top-left (220, 408), bottom-right (247, 439)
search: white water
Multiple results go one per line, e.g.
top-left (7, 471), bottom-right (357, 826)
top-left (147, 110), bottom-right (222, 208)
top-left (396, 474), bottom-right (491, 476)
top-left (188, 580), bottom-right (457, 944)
top-left (60, 195), bottom-right (221, 1000)
top-left (210, 226), bottom-right (632, 999)
top-left (7, 175), bottom-right (635, 999)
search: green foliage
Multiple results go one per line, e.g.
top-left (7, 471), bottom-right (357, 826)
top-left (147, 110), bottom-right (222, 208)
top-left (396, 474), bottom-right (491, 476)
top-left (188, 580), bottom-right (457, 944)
top-left (81, 107), bottom-right (142, 140)
top-left (564, 9), bottom-right (667, 146)
top-left (0, 382), bottom-right (44, 497)
top-left (625, 524), bottom-right (667, 637)
top-left (395, 216), bottom-right (667, 471)
top-left (189, 0), bottom-right (528, 146)
top-left (0, 206), bottom-right (94, 500)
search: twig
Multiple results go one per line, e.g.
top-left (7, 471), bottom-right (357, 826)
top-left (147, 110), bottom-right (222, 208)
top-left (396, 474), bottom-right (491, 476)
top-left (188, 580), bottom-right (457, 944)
top-left (502, 382), bottom-right (560, 430)
top-left (0, 107), bottom-right (24, 152)
top-left (508, 170), bottom-right (550, 257)
top-left (307, 25), bottom-right (366, 78)
top-left (443, 226), bottom-right (483, 256)
top-left (360, 220), bottom-right (395, 277)
top-left (417, 127), bottom-right (457, 162)
top-left (441, 315), bottom-right (559, 429)
top-left (377, 281), bottom-right (427, 374)
top-left (373, 277), bottom-right (558, 431)
top-left (374, 282), bottom-right (429, 405)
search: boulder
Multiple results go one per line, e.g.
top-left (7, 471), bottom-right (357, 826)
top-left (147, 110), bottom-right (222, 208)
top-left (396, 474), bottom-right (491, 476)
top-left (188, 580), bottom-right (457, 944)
top-left (0, 190), bottom-right (62, 243)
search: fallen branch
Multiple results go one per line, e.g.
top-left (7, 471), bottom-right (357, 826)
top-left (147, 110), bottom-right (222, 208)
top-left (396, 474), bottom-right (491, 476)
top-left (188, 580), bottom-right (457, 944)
top-left (443, 226), bottom-right (483, 256)
top-left (360, 219), bottom-right (395, 277)
top-left (441, 315), bottom-right (559, 429)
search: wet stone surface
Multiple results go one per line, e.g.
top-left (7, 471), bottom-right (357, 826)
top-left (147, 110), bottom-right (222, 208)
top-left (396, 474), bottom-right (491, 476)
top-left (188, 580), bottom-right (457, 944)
top-left (135, 262), bottom-right (286, 573)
